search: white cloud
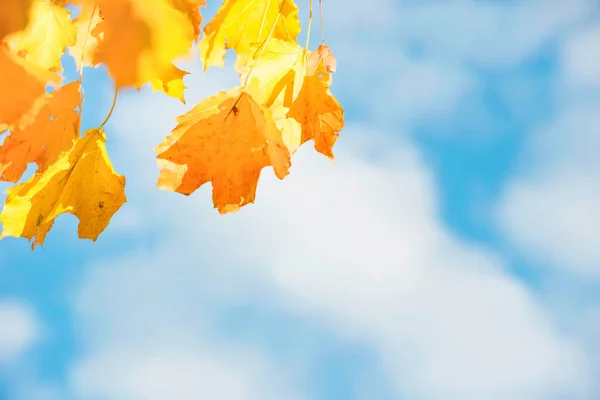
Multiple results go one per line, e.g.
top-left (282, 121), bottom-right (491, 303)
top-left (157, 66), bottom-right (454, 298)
top-left (67, 78), bottom-right (593, 398)
top-left (561, 23), bottom-right (600, 88)
top-left (394, 0), bottom-right (596, 67)
top-left (71, 343), bottom-right (304, 400)
top-left (64, 2), bottom-right (600, 398)
top-left (0, 300), bottom-right (39, 364)
top-left (498, 105), bottom-right (600, 276)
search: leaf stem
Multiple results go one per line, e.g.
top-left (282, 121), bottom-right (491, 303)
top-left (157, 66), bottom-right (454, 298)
top-left (98, 86), bottom-right (118, 130)
top-left (242, 0), bottom-right (291, 89)
top-left (305, 0), bottom-right (313, 50)
top-left (79, 4), bottom-right (98, 86)
top-left (319, 0), bottom-right (325, 43)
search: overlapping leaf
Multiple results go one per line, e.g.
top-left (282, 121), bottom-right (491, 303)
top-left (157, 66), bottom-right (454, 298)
top-left (0, 128), bottom-right (126, 249)
top-left (86, 0), bottom-right (199, 101)
top-left (287, 74), bottom-right (344, 159)
top-left (4, 0), bottom-right (77, 71)
top-left (0, 0), bottom-right (345, 248)
top-left (199, 0), bottom-right (301, 69)
top-left (0, 0), bottom-right (32, 40)
top-left (155, 86), bottom-right (291, 213)
top-left (0, 81), bottom-right (80, 182)
top-left (0, 46), bottom-right (59, 128)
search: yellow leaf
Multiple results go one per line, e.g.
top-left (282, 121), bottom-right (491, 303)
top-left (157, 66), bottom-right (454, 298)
top-left (199, 0), bottom-right (301, 70)
top-left (0, 46), bottom-right (59, 128)
top-left (90, 0), bottom-right (195, 98)
top-left (155, 86), bottom-right (291, 214)
top-left (0, 128), bottom-right (126, 249)
top-left (149, 63), bottom-right (188, 103)
top-left (235, 39), bottom-right (311, 154)
top-left (5, 0), bottom-right (77, 71)
top-left (69, 2), bottom-right (103, 70)
top-left (0, 81), bottom-right (80, 182)
top-left (287, 75), bottom-right (344, 159)
top-left (271, 104), bottom-right (302, 154)
top-left (236, 39), bottom-right (306, 107)
top-left (0, 0), bottom-right (32, 40)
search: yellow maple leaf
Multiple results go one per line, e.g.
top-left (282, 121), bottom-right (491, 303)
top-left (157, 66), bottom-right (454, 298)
top-left (149, 63), bottom-right (188, 103)
top-left (5, 0), bottom-right (77, 71)
top-left (0, 128), bottom-right (126, 249)
top-left (69, 1), bottom-right (103, 70)
top-left (89, 0), bottom-right (195, 101)
top-left (287, 74), bottom-right (344, 159)
top-left (155, 86), bottom-right (291, 214)
top-left (199, 0), bottom-right (301, 70)
top-left (0, 46), bottom-right (59, 128)
top-left (0, 0), bottom-right (32, 40)
top-left (236, 39), bottom-right (307, 153)
top-left (0, 81), bottom-right (80, 182)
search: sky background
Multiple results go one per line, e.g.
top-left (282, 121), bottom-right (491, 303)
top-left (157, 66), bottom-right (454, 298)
top-left (1, 0), bottom-right (600, 399)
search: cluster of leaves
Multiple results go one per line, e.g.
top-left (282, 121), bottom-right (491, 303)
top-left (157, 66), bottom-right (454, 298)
top-left (0, 0), bottom-right (344, 249)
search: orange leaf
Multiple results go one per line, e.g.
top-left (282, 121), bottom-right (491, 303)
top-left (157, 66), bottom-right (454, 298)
top-left (0, 81), bottom-right (80, 182)
top-left (91, 0), bottom-right (195, 96)
top-left (155, 87), bottom-right (291, 214)
top-left (287, 75), bottom-right (344, 159)
top-left (0, 0), bottom-right (32, 40)
top-left (0, 46), bottom-right (59, 128)
top-left (167, 0), bottom-right (206, 40)
top-left (307, 44), bottom-right (337, 76)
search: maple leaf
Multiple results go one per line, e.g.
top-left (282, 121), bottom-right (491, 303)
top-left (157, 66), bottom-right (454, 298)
top-left (155, 86), bottom-right (291, 214)
top-left (199, 0), bottom-right (301, 70)
top-left (307, 44), bottom-right (337, 75)
top-left (236, 39), bottom-right (307, 153)
top-left (0, 46), bottom-right (59, 128)
top-left (4, 0), bottom-right (77, 71)
top-left (69, 1), bottom-right (103, 70)
top-left (287, 74), bottom-right (344, 159)
top-left (0, 0), bottom-right (32, 40)
top-left (149, 63), bottom-right (188, 103)
top-left (0, 128), bottom-right (126, 249)
top-left (0, 81), bottom-right (80, 182)
top-left (89, 0), bottom-right (196, 101)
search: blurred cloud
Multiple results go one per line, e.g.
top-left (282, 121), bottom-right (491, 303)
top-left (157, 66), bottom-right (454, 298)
top-left (0, 300), bottom-right (39, 365)
top-left (64, 74), bottom-right (593, 397)
top-left (561, 23), bottom-right (600, 88)
top-left (498, 105), bottom-right (600, 276)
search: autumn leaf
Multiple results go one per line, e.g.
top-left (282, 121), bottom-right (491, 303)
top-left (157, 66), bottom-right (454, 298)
top-left (0, 128), bottom-right (126, 249)
top-left (167, 0), bottom-right (206, 40)
top-left (287, 74), bottom-right (344, 159)
top-left (0, 0), bottom-right (32, 40)
top-left (4, 0), bottom-right (77, 71)
top-left (236, 39), bottom-right (307, 153)
top-left (0, 0), bottom-right (345, 249)
top-left (307, 44), bottom-right (337, 75)
top-left (0, 46), bottom-right (59, 128)
top-left (199, 0), bottom-right (301, 70)
top-left (237, 40), bottom-right (344, 158)
top-left (69, 1), bottom-right (103, 70)
top-left (89, 0), bottom-right (195, 101)
top-left (155, 86), bottom-right (291, 214)
top-left (236, 39), bottom-right (306, 107)
top-left (149, 63), bottom-right (188, 103)
top-left (0, 81), bottom-right (80, 182)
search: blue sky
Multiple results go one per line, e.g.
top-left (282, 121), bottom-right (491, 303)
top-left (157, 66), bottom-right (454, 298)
top-left (1, 0), bottom-right (600, 399)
